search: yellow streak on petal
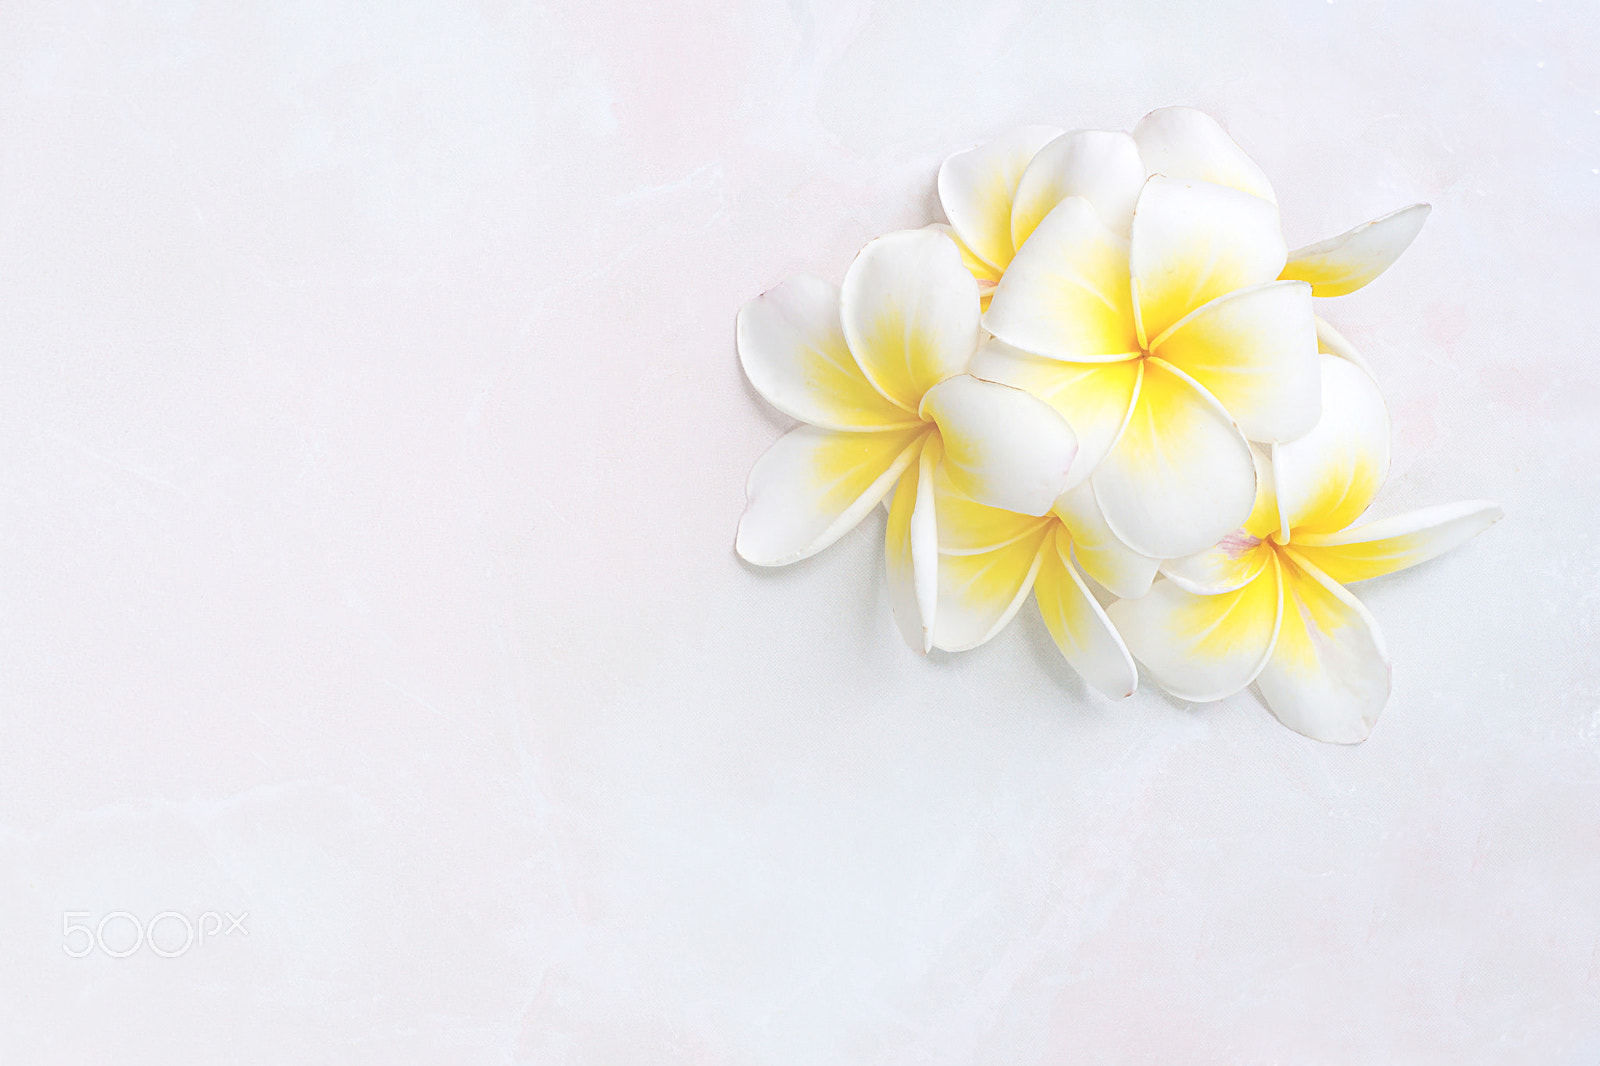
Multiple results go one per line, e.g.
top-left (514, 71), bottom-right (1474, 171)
top-left (1169, 557), bottom-right (1282, 663)
top-left (1280, 258), bottom-right (1368, 298)
top-left (1005, 217), bottom-right (1141, 358)
top-left (1287, 501), bottom-right (1502, 585)
top-left (737, 276), bottom-right (921, 432)
top-left (950, 169), bottom-right (1026, 275)
top-left (809, 425), bottom-right (932, 517)
top-left (1010, 175), bottom-right (1069, 253)
top-left (1035, 526), bottom-right (1138, 698)
top-left (1271, 552), bottom-right (1367, 677)
top-left (885, 433), bottom-right (941, 651)
top-left (1047, 236), bottom-right (1141, 356)
top-left (1287, 535), bottom-right (1427, 586)
top-left (852, 305), bottom-right (958, 412)
top-left (983, 197), bottom-right (1141, 363)
top-left (1035, 527), bottom-right (1098, 658)
top-left (941, 526), bottom-right (1050, 603)
top-left (1129, 177), bottom-right (1287, 341)
top-left (934, 466), bottom-right (1049, 555)
top-left (1279, 204), bottom-right (1430, 298)
top-left (784, 327), bottom-right (922, 432)
top-left (934, 523), bottom-right (1051, 650)
top-left (1103, 357), bottom-right (1194, 467)
top-left (1145, 281), bottom-right (1319, 444)
top-left (1093, 358), bottom-right (1258, 561)
top-left (983, 355), bottom-right (1140, 443)
top-left (1287, 448), bottom-right (1385, 539)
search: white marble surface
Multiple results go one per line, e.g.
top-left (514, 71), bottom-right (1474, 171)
top-left (1, 0), bottom-right (1597, 1061)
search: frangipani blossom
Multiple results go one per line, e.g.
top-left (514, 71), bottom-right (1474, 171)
top-left (978, 181), bottom-right (1318, 561)
top-left (928, 474), bottom-right (1157, 699)
top-left (944, 109), bottom-right (1431, 563)
top-left (734, 107), bottom-right (1483, 737)
top-left (735, 228), bottom-right (1079, 651)
top-left (1108, 354), bottom-right (1502, 743)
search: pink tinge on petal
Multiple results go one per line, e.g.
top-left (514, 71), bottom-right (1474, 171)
top-left (1216, 529), bottom-right (1263, 557)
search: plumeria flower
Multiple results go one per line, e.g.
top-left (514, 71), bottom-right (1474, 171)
top-left (976, 177), bottom-right (1317, 561)
top-left (944, 109), bottom-right (1430, 561)
top-left (1108, 354), bottom-right (1502, 743)
top-left (734, 228), bottom-right (1079, 651)
top-left (926, 476), bottom-right (1155, 699)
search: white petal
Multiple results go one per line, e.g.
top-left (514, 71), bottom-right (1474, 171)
top-left (1092, 359), bottom-right (1258, 560)
top-left (1129, 176), bottom-right (1287, 343)
top-left (1159, 445), bottom-right (1282, 594)
top-left (1273, 354), bottom-right (1389, 539)
top-left (1315, 315), bottom-right (1377, 379)
top-left (736, 425), bottom-right (927, 566)
top-left (1289, 499), bottom-right (1503, 585)
top-left (1035, 526), bottom-right (1139, 699)
top-left (1011, 129), bottom-right (1145, 245)
top-left (921, 374), bottom-right (1078, 518)
top-left (841, 229), bottom-right (981, 410)
top-left (1281, 204), bottom-right (1430, 297)
top-left (1131, 106), bottom-right (1276, 203)
top-left (1107, 558), bottom-right (1284, 703)
top-left (931, 519), bottom-right (1051, 652)
top-left (969, 338), bottom-right (1140, 489)
top-left (1161, 535), bottom-right (1271, 596)
top-left (927, 223), bottom-right (1003, 304)
top-left (933, 462), bottom-right (1050, 555)
top-left (1149, 280), bottom-right (1320, 443)
top-left (983, 197), bottom-right (1142, 362)
top-left (737, 274), bottom-right (922, 431)
top-left (938, 125), bottom-right (1064, 272)
top-left (1256, 551), bottom-right (1390, 743)
top-left (1052, 480), bottom-right (1159, 599)
top-left (886, 437), bottom-right (941, 652)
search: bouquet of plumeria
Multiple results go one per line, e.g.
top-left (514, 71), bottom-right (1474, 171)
top-left (734, 108), bottom-right (1500, 744)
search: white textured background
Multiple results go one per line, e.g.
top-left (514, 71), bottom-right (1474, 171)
top-left (1, 1), bottom-right (1596, 1062)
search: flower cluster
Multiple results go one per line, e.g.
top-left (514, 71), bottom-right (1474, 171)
top-left (734, 107), bottom-right (1500, 743)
